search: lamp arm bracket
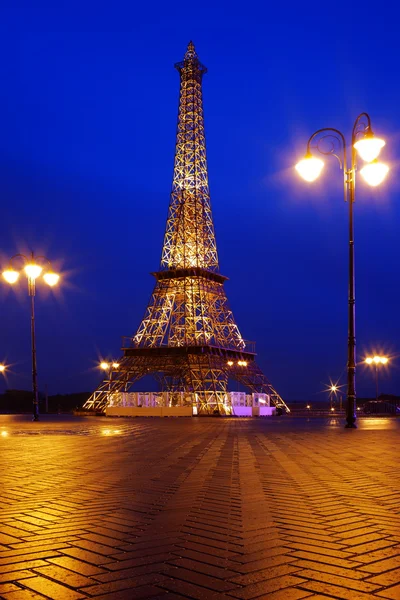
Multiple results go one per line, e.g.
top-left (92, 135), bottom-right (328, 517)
top-left (352, 112), bottom-right (372, 144)
top-left (307, 128), bottom-right (347, 171)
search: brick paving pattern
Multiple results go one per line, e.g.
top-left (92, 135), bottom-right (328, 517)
top-left (0, 415), bottom-right (399, 599)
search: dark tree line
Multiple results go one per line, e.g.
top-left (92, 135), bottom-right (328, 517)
top-left (0, 390), bottom-right (91, 413)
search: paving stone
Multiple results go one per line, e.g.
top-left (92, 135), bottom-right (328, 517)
top-left (296, 568), bottom-right (380, 593)
top-left (1, 590), bottom-right (47, 599)
top-left (32, 564), bottom-right (95, 587)
top-left (365, 567), bottom-right (400, 586)
top-left (18, 575), bottom-right (85, 599)
top-left (229, 574), bottom-right (307, 598)
top-left (298, 580), bottom-right (385, 599)
top-left (47, 556), bottom-right (106, 576)
top-left (376, 584), bottom-right (400, 599)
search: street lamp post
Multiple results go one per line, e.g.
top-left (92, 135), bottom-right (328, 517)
top-left (329, 384), bottom-right (338, 410)
top-left (296, 113), bottom-right (389, 428)
top-left (2, 252), bottom-right (60, 421)
top-left (365, 355), bottom-right (388, 401)
top-left (99, 361), bottom-right (120, 402)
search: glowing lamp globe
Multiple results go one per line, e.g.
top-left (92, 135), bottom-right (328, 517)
top-left (380, 357), bottom-right (389, 364)
top-left (2, 269), bottom-right (19, 284)
top-left (360, 160), bottom-right (389, 187)
top-left (112, 362), bottom-right (120, 369)
top-left (365, 357), bottom-right (373, 364)
top-left (43, 272), bottom-right (60, 287)
top-left (0, 364), bottom-right (6, 372)
top-left (295, 156), bottom-right (324, 182)
top-left (24, 263), bottom-right (43, 280)
top-left (354, 136), bottom-right (385, 162)
top-left (100, 362), bottom-right (110, 370)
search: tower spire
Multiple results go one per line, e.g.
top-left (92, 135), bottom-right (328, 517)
top-left (161, 42), bottom-right (215, 271)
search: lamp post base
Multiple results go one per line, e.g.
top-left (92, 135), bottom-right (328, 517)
top-left (32, 414), bottom-right (39, 422)
top-left (345, 421), bottom-right (357, 428)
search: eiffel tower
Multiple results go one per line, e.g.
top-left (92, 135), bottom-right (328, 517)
top-left (84, 42), bottom-right (288, 415)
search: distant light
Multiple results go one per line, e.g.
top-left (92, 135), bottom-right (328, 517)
top-left (100, 362), bottom-right (110, 370)
top-left (0, 364), bottom-right (6, 373)
top-left (295, 155), bottom-right (324, 182)
top-left (354, 136), bottom-right (385, 162)
top-left (2, 269), bottom-right (19, 284)
top-left (330, 407), bottom-right (335, 411)
top-left (112, 362), bottom-right (120, 369)
top-left (43, 272), bottom-right (60, 287)
top-left (357, 406), bottom-right (361, 411)
top-left (24, 263), bottom-right (43, 280)
top-left (227, 361), bottom-right (233, 366)
top-left (360, 160), bottom-right (389, 186)
top-left (258, 398), bottom-right (266, 404)
top-left (306, 404), bottom-right (311, 409)
top-left (366, 355), bottom-right (389, 366)
top-left (330, 385), bottom-right (338, 392)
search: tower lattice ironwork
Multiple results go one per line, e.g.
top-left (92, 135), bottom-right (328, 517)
top-left (84, 42), bottom-right (288, 415)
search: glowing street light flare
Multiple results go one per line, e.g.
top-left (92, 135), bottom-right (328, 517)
top-left (295, 155), bottom-right (324, 182)
top-left (43, 272), bottom-right (60, 287)
top-left (112, 362), bottom-right (120, 369)
top-left (365, 355), bottom-right (389, 365)
top-left (2, 269), bottom-right (19, 284)
top-left (227, 360), bottom-right (233, 366)
top-left (24, 263), bottom-right (43, 280)
top-left (100, 362), bottom-right (110, 370)
top-left (354, 135), bottom-right (385, 162)
top-left (0, 364), bottom-right (6, 372)
top-left (360, 160), bottom-right (389, 187)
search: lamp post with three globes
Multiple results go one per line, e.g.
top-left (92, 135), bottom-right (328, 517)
top-left (2, 252), bottom-right (60, 421)
top-left (365, 355), bottom-right (389, 401)
top-left (296, 113), bottom-right (389, 428)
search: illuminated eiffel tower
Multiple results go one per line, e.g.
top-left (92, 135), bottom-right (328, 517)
top-left (84, 42), bottom-right (288, 415)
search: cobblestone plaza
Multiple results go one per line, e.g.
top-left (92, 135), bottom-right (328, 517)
top-left (0, 415), bottom-right (399, 599)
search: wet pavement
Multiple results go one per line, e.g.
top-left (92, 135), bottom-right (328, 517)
top-left (0, 415), bottom-right (399, 599)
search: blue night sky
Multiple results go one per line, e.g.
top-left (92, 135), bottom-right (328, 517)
top-left (0, 6), bottom-right (399, 402)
